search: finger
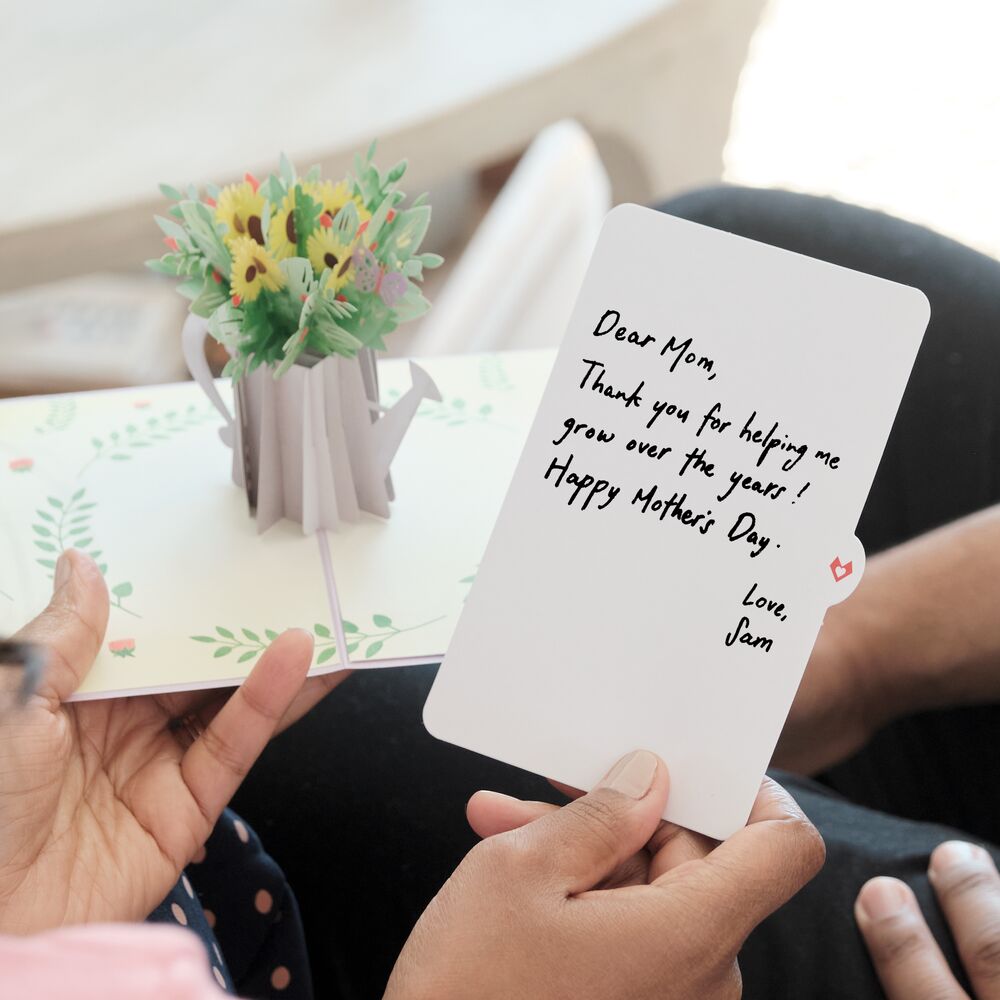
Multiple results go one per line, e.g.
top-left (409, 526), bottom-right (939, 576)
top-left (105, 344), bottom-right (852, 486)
top-left (466, 790), bottom-right (559, 838)
top-left (13, 549), bottom-right (108, 706)
top-left (647, 822), bottom-right (716, 880)
top-left (275, 667), bottom-right (353, 735)
top-left (548, 777), bottom-right (582, 800)
top-left (856, 876), bottom-right (968, 999)
top-left (929, 841), bottom-right (1000, 998)
top-left (661, 777), bottom-right (825, 947)
top-left (181, 629), bottom-right (313, 825)
top-left (498, 750), bottom-right (669, 894)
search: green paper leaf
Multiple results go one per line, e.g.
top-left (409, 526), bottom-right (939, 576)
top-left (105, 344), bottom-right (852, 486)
top-left (216, 626), bottom-right (235, 639)
top-left (242, 628), bottom-right (260, 642)
top-left (178, 200), bottom-right (231, 279)
top-left (159, 183), bottom-right (184, 201)
top-left (191, 635), bottom-right (217, 643)
top-left (34, 540), bottom-right (57, 552)
top-left (238, 650), bottom-right (257, 663)
top-left (191, 280), bottom-right (229, 318)
top-left (155, 214), bottom-right (188, 242)
top-left (47, 497), bottom-right (63, 509)
top-left (74, 537), bottom-right (93, 549)
top-left (346, 642), bottom-right (359, 653)
top-left (372, 614), bottom-right (392, 628)
top-left (342, 620), bottom-right (358, 633)
top-left (279, 153), bottom-right (296, 185)
top-left (36, 510), bottom-right (54, 523)
top-left (111, 582), bottom-right (133, 598)
top-left (365, 640), bottom-right (383, 659)
top-left (36, 558), bottom-right (56, 570)
top-left (317, 646), bottom-right (337, 665)
top-left (32, 525), bottom-right (52, 537)
top-left (265, 629), bottom-right (279, 641)
top-left (71, 488), bottom-right (85, 501)
top-left (214, 645), bottom-right (232, 657)
top-left (314, 623), bottom-right (331, 638)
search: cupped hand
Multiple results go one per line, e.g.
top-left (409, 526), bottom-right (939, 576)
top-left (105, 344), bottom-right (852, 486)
top-left (856, 841), bottom-right (1000, 999)
top-left (0, 549), bottom-right (348, 933)
top-left (385, 752), bottom-right (825, 1000)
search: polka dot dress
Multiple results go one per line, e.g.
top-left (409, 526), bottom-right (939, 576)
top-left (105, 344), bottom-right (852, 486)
top-left (146, 809), bottom-right (314, 998)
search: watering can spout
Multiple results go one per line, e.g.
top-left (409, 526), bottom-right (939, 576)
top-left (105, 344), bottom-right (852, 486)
top-left (369, 361), bottom-right (442, 480)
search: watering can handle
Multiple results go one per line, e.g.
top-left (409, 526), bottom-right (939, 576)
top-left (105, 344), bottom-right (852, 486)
top-left (181, 314), bottom-right (236, 447)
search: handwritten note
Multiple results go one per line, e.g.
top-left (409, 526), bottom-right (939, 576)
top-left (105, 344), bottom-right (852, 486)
top-left (424, 205), bottom-right (930, 839)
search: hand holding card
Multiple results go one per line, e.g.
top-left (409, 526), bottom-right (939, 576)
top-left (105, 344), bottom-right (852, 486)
top-left (425, 204), bottom-right (929, 839)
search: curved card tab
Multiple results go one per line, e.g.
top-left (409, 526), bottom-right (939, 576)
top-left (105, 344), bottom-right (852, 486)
top-left (824, 534), bottom-right (866, 605)
top-left (424, 204), bottom-right (930, 841)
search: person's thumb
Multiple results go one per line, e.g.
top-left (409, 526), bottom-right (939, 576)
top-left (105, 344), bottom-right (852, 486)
top-left (510, 750), bottom-right (669, 895)
top-left (14, 549), bottom-right (109, 706)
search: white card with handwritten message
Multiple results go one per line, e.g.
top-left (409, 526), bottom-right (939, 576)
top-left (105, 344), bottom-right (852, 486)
top-left (424, 204), bottom-right (930, 840)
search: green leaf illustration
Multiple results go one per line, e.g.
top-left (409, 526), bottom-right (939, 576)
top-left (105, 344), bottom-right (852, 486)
top-left (242, 628), bottom-right (260, 642)
top-left (317, 647), bottom-right (337, 665)
top-left (111, 582), bottom-right (133, 598)
top-left (191, 635), bottom-right (217, 643)
top-left (265, 629), bottom-right (279, 641)
top-left (365, 640), bottom-right (384, 658)
top-left (372, 614), bottom-right (392, 628)
top-left (314, 623), bottom-right (331, 638)
top-left (216, 626), bottom-right (235, 639)
top-left (237, 650), bottom-right (257, 663)
top-left (342, 620), bottom-right (359, 633)
top-left (214, 645), bottom-right (232, 657)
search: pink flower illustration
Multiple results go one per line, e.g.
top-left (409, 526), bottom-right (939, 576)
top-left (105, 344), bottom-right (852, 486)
top-left (8, 457), bottom-right (33, 472)
top-left (108, 638), bottom-right (136, 658)
top-left (132, 400), bottom-right (151, 409)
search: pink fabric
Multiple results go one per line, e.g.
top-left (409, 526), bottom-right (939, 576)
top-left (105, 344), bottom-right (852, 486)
top-left (0, 924), bottom-right (228, 999)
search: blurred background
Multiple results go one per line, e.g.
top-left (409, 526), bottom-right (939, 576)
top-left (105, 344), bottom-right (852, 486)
top-left (1, 0), bottom-right (996, 396)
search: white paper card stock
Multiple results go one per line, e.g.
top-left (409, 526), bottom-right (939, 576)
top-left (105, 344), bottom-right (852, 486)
top-left (424, 204), bottom-right (930, 840)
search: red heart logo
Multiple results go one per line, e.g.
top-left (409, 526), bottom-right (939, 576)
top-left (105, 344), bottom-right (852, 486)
top-left (830, 557), bottom-right (853, 582)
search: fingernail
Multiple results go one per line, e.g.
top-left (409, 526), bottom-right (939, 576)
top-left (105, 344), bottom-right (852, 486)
top-left (858, 877), bottom-right (910, 921)
top-left (53, 550), bottom-right (74, 592)
top-left (599, 750), bottom-right (658, 799)
top-left (931, 840), bottom-right (988, 873)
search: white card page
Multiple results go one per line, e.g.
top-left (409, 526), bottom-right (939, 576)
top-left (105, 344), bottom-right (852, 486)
top-left (424, 204), bottom-right (929, 839)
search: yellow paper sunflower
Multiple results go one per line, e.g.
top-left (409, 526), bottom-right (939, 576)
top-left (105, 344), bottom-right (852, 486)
top-left (306, 179), bottom-right (371, 233)
top-left (230, 237), bottom-right (285, 303)
top-left (306, 228), bottom-right (355, 292)
top-left (215, 181), bottom-right (266, 247)
top-left (267, 190), bottom-right (299, 261)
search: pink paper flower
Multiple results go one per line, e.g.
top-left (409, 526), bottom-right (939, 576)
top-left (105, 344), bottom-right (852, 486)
top-left (108, 639), bottom-right (136, 658)
top-left (8, 457), bottom-right (33, 472)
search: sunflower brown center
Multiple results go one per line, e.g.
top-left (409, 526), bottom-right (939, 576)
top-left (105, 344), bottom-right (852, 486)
top-left (286, 214), bottom-right (297, 243)
top-left (248, 216), bottom-right (264, 245)
top-left (234, 215), bottom-right (246, 234)
top-left (324, 252), bottom-right (338, 268)
top-left (245, 265), bottom-right (257, 282)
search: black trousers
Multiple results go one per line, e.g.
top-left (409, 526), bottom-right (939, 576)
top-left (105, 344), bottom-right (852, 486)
top-left (233, 187), bottom-right (1000, 1000)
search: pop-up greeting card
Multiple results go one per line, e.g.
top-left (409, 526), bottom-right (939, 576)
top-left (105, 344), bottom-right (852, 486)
top-left (424, 205), bottom-right (930, 840)
top-left (148, 148), bottom-right (443, 533)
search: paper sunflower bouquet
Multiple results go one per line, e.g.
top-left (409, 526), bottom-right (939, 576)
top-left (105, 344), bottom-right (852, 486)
top-left (148, 146), bottom-right (443, 534)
